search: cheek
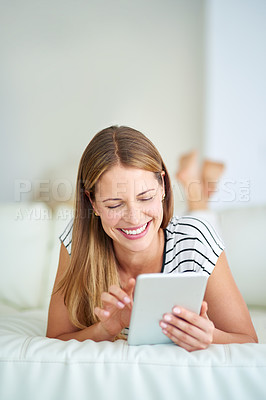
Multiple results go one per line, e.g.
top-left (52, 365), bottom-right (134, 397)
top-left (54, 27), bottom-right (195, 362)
top-left (100, 209), bottom-right (122, 227)
top-left (143, 198), bottom-right (163, 218)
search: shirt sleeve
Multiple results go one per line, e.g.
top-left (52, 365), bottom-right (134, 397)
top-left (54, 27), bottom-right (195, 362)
top-left (59, 218), bottom-right (73, 256)
top-left (179, 215), bottom-right (225, 275)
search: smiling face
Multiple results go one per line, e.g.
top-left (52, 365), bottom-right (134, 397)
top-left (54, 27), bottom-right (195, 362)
top-left (91, 164), bottom-right (165, 255)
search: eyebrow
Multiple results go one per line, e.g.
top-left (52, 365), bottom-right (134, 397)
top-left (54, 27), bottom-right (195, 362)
top-left (102, 189), bottom-right (156, 203)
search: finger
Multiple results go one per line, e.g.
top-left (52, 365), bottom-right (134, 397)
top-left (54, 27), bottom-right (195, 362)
top-left (161, 327), bottom-right (196, 352)
top-left (172, 306), bottom-right (211, 332)
top-left (101, 291), bottom-right (126, 309)
top-left (123, 278), bottom-right (136, 299)
top-left (161, 313), bottom-right (210, 344)
top-left (108, 285), bottom-right (132, 306)
top-left (160, 320), bottom-right (211, 350)
top-left (161, 304), bottom-right (214, 348)
top-left (200, 301), bottom-right (208, 317)
top-left (124, 278), bottom-right (135, 292)
top-left (94, 306), bottom-right (110, 321)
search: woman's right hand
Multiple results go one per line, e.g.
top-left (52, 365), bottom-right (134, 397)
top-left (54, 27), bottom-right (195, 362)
top-left (94, 278), bottom-right (136, 339)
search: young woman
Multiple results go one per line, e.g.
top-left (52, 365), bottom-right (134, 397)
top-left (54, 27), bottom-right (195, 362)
top-left (46, 125), bottom-right (257, 351)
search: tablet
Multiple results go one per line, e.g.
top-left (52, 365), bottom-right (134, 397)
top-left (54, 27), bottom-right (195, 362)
top-left (127, 273), bottom-right (208, 345)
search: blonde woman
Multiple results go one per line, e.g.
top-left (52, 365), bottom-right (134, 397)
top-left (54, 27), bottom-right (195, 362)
top-left (46, 126), bottom-right (257, 351)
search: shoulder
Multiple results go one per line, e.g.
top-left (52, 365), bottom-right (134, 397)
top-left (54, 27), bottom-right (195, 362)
top-left (163, 215), bottom-right (225, 276)
top-left (59, 218), bottom-right (73, 256)
top-left (166, 215), bottom-right (224, 250)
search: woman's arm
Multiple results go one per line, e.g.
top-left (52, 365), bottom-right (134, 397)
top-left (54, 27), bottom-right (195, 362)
top-left (46, 243), bottom-right (114, 341)
top-left (159, 251), bottom-right (258, 351)
top-left (204, 250), bottom-right (258, 344)
top-left (46, 243), bottom-right (134, 342)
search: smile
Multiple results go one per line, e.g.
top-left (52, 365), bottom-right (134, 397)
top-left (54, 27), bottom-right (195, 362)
top-left (118, 221), bottom-right (151, 240)
top-left (121, 223), bottom-right (148, 236)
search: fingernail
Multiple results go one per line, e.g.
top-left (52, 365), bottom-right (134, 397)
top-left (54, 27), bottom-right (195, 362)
top-left (103, 310), bottom-right (110, 316)
top-left (124, 297), bottom-right (131, 304)
top-left (173, 307), bottom-right (181, 314)
top-left (117, 301), bottom-right (125, 308)
top-left (160, 321), bottom-right (167, 328)
top-left (164, 314), bottom-right (172, 322)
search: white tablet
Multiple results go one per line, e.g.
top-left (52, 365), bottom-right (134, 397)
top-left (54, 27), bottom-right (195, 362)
top-left (127, 273), bottom-right (208, 346)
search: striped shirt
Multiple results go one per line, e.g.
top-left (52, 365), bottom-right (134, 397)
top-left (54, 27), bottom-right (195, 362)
top-left (59, 215), bottom-right (224, 277)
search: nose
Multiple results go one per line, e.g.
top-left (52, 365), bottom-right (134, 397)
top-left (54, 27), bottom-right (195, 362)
top-left (122, 202), bottom-right (141, 226)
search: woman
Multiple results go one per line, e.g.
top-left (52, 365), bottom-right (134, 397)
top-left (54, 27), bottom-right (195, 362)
top-left (46, 125), bottom-right (257, 351)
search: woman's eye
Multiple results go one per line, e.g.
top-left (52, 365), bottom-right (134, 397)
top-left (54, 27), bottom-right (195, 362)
top-left (139, 196), bottom-right (154, 202)
top-left (107, 204), bottom-right (121, 209)
top-left (106, 196), bottom-right (154, 208)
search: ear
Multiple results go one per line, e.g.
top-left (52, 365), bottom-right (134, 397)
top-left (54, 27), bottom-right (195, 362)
top-left (161, 171), bottom-right (166, 196)
top-left (85, 190), bottom-right (99, 215)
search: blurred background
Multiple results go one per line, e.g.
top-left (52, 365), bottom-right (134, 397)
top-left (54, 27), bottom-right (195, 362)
top-left (0, 0), bottom-right (265, 214)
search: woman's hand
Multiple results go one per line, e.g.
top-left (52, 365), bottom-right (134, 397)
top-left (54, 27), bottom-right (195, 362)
top-left (159, 301), bottom-right (214, 351)
top-left (94, 278), bottom-right (135, 339)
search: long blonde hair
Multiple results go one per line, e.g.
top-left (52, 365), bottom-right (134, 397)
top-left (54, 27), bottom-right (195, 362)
top-left (56, 126), bottom-right (174, 333)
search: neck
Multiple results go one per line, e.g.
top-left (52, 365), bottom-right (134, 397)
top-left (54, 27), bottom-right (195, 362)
top-left (114, 228), bottom-right (165, 281)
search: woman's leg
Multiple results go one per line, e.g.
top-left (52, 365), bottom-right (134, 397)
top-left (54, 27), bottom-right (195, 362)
top-left (175, 150), bottom-right (224, 234)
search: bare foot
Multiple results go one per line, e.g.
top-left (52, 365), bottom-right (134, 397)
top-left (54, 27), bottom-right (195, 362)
top-left (201, 160), bottom-right (225, 199)
top-left (176, 151), bottom-right (207, 210)
top-left (176, 152), bottom-right (225, 211)
top-left (175, 150), bottom-right (199, 185)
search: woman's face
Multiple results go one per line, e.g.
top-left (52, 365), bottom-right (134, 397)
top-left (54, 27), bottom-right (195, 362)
top-left (92, 165), bottom-right (165, 254)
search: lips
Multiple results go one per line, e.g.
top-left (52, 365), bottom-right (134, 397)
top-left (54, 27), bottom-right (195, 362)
top-left (118, 221), bottom-right (151, 239)
top-left (121, 222), bottom-right (148, 235)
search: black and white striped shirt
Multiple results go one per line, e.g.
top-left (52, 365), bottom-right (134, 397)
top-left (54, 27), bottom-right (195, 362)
top-left (59, 215), bottom-right (224, 277)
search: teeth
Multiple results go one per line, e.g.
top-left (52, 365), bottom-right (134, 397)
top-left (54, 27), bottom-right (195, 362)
top-left (121, 223), bottom-right (148, 235)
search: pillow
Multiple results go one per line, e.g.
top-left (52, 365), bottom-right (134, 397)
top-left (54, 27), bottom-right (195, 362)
top-left (0, 202), bottom-right (52, 310)
top-left (219, 205), bottom-right (266, 307)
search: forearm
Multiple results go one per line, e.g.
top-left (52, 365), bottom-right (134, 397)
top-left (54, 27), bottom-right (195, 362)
top-left (213, 328), bottom-right (258, 344)
top-left (55, 322), bottom-right (116, 342)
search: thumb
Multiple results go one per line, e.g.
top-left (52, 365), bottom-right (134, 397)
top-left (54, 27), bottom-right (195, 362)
top-left (123, 278), bottom-right (136, 299)
top-left (200, 301), bottom-right (208, 318)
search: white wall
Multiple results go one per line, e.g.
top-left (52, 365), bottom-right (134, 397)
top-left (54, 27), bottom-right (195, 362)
top-left (0, 0), bottom-right (204, 210)
top-left (204, 0), bottom-right (266, 210)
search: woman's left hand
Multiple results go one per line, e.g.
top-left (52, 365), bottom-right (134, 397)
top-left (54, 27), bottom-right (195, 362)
top-left (159, 301), bottom-right (214, 352)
